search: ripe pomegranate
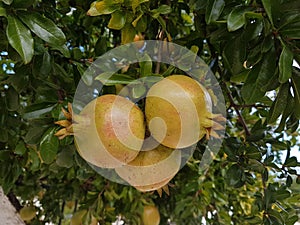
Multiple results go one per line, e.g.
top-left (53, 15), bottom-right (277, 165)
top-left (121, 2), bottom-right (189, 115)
top-left (115, 144), bottom-right (180, 190)
top-left (55, 94), bottom-right (145, 168)
top-left (142, 205), bottom-right (160, 225)
top-left (19, 206), bottom-right (36, 222)
top-left (145, 75), bottom-right (225, 148)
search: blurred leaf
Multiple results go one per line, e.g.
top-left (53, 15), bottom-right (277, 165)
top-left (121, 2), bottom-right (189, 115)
top-left (280, 21), bottom-right (300, 39)
top-left (268, 82), bottom-right (289, 124)
top-left (284, 156), bottom-right (299, 167)
top-left (261, 0), bottom-right (273, 26)
top-left (96, 72), bottom-right (134, 85)
top-left (227, 6), bottom-right (249, 32)
top-left (108, 11), bottom-right (126, 30)
top-left (150, 5), bottom-right (171, 18)
top-left (50, 44), bottom-right (70, 58)
top-left (279, 46), bottom-right (293, 83)
top-left (0, 128), bottom-right (8, 142)
top-left (87, 1), bottom-right (120, 16)
top-left (225, 164), bottom-right (243, 187)
top-left (0, 6), bottom-right (6, 17)
top-left (139, 54), bottom-right (152, 77)
top-left (6, 86), bottom-right (19, 111)
top-left (131, 84), bottom-right (146, 99)
top-left (56, 147), bottom-right (74, 168)
top-left (132, 0), bottom-right (149, 12)
top-left (6, 15), bottom-right (33, 64)
top-left (18, 11), bottom-right (66, 45)
top-left (291, 69), bottom-right (300, 119)
top-left (121, 23), bottom-right (135, 44)
top-left (40, 127), bottom-right (59, 164)
top-left (14, 141), bottom-right (26, 155)
top-left (1, 0), bottom-right (13, 5)
top-left (223, 36), bottom-right (246, 76)
top-left (24, 126), bottom-right (49, 145)
top-left (242, 48), bottom-right (276, 104)
top-left (275, 91), bottom-right (294, 132)
top-left (205, 0), bottom-right (225, 24)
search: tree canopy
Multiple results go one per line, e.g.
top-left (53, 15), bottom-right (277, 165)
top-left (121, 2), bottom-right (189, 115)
top-left (0, 0), bottom-right (300, 224)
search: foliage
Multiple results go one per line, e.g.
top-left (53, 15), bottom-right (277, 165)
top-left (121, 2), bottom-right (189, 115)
top-left (0, 0), bottom-right (300, 224)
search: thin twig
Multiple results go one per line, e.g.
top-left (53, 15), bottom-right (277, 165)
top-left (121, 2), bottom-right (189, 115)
top-left (222, 82), bottom-right (251, 136)
top-left (155, 30), bottom-right (164, 74)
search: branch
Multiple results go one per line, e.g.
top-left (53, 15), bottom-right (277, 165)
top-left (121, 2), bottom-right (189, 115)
top-left (7, 192), bottom-right (22, 211)
top-left (222, 82), bottom-right (251, 136)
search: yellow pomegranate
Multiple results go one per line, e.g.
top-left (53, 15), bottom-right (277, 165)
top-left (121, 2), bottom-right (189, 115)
top-left (19, 206), bottom-right (36, 222)
top-left (115, 144), bottom-right (180, 189)
top-left (145, 75), bottom-right (225, 149)
top-left (135, 173), bottom-right (174, 193)
top-left (142, 205), bottom-right (160, 225)
top-left (55, 94), bottom-right (145, 168)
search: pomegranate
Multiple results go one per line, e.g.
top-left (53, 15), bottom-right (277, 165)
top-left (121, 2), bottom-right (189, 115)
top-left (115, 144), bottom-right (180, 190)
top-left (142, 205), bottom-right (160, 225)
top-left (55, 94), bottom-right (145, 168)
top-left (145, 75), bottom-right (225, 148)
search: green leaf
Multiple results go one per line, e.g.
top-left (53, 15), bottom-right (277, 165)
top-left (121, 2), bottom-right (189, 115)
top-left (6, 86), bottom-right (19, 111)
top-left (56, 148), bottom-right (74, 168)
top-left (18, 11), bottom-right (66, 45)
top-left (1, 0), bottom-right (13, 5)
top-left (25, 126), bottom-right (49, 145)
top-left (225, 164), bottom-right (244, 187)
top-left (40, 127), bottom-right (59, 164)
top-left (291, 69), bottom-right (300, 119)
top-left (150, 5), bottom-right (172, 18)
top-left (222, 36), bottom-right (246, 76)
top-left (279, 46), bottom-right (293, 83)
top-left (261, 0), bottom-right (273, 26)
top-left (268, 82), bottom-right (289, 124)
top-left (131, 85), bottom-right (146, 99)
top-left (14, 141), bottom-right (26, 155)
top-left (241, 49), bottom-right (276, 104)
top-left (139, 54), bottom-right (152, 77)
top-left (275, 91), bottom-right (294, 132)
top-left (284, 156), bottom-right (299, 167)
top-left (50, 44), bottom-right (70, 58)
top-left (6, 15), bottom-right (33, 64)
top-left (280, 21), bottom-right (300, 39)
top-left (121, 23), bottom-right (135, 44)
top-left (0, 127), bottom-right (8, 142)
top-left (205, 0), bottom-right (225, 24)
top-left (87, 1), bottom-right (120, 16)
top-left (23, 103), bottom-right (55, 120)
top-left (227, 6), bottom-right (248, 32)
top-left (95, 72), bottom-right (134, 85)
top-left (0, 6), bottom-right (6, 17)
top-left (108, 11), bottom-right (126, 30)
top-left (131, 0), bottom-right (149, 12)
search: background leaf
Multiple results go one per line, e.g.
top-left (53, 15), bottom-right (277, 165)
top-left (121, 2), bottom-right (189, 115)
top-left (6, 15), bottom-right (33, 64)
top-left (18, 11), bottom-right (66, 45)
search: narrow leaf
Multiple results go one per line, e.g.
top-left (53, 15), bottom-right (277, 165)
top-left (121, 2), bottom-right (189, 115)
top-left (108, 11), bottom-right (126, 30)
top-left (205, 0), bottom-right (225, 24)
top-left (6, 15), bottom-right (33, 64)
top-left (227, 6), bottom-right (248, 32)
top-left (87, 1), bottom-right (119, 16)
top-left (18, 11), bottom-right (66, 45)
top-left (268, 82), bottom-right (289, 124)
top-left (291, 68), bottom-right (300, 119)
top-left (279, 46), bottom-right (293, 83)
top-left (0, 6), bottom-right (6, 17)
top-left (1, 0), bottom-right (13, 5)
top-left (40, 127), bottom-right (59, 164)
top-left (261, 0), bottom-right (273, 25)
